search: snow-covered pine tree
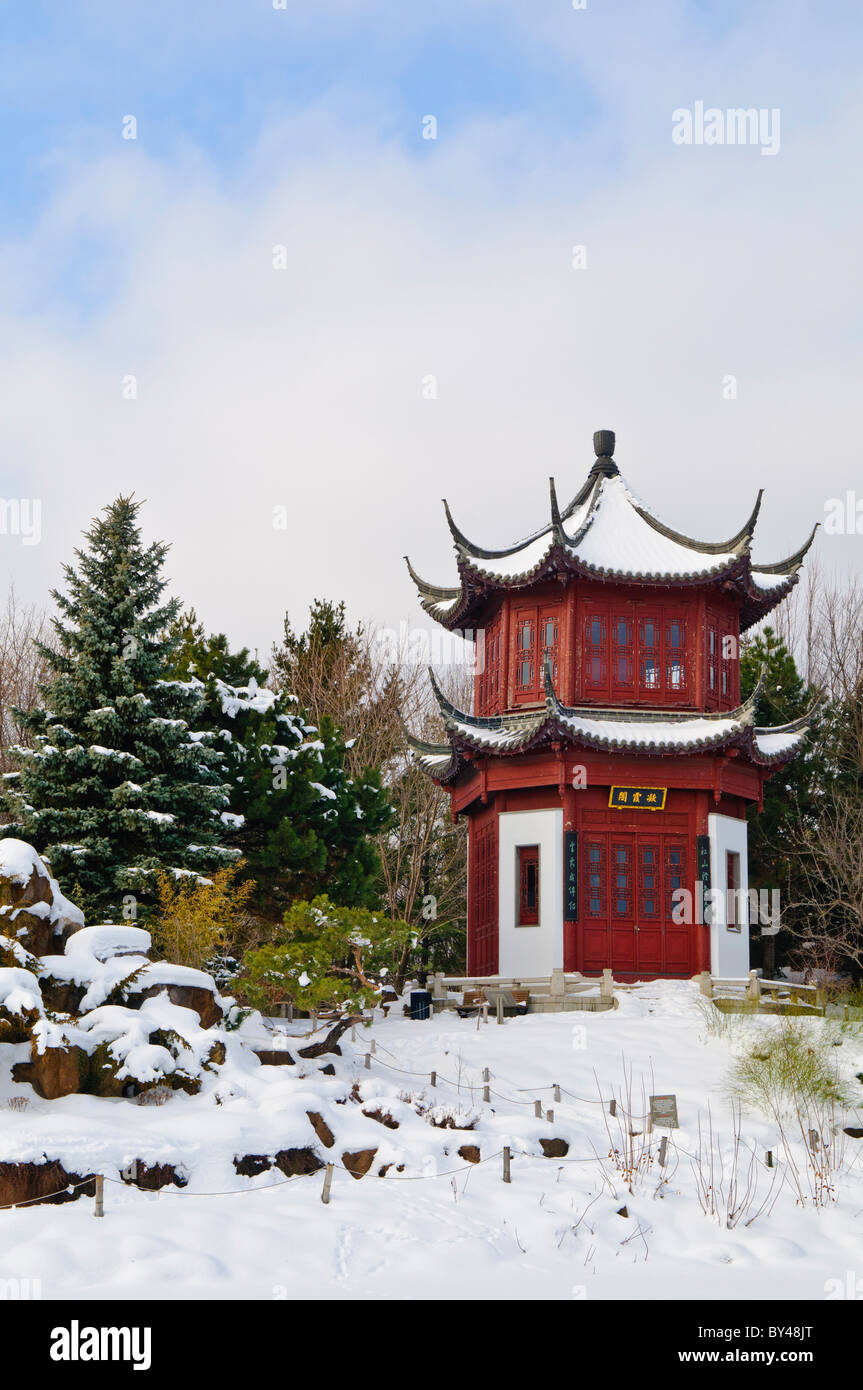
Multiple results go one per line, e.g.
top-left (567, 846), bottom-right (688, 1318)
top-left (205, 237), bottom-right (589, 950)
top-left (0, 497), bottom-right (237, 920)
top-left (165, 617), bottom-right (393, 922)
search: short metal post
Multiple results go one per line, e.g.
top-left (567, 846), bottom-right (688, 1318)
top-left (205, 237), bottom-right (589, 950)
top-left (430, 1070), bottom-right (436, 1088)
top-left (534, 1100), bottom-right (542, 1118)
top-left (482, 1067), bottom-right (490, 1103)
top-left (553, 1083), bottom-right (561, 1103)
top-left (370, 1038), bottom-right (376, 1055)
top-left (609, 1098), bottom-right (617, 1117)
top-left (766, 1151), bottom-right (773, 1168)
top-left (496, 995), bottom-right (504, 1025)
top-left (94, 1174), bottom-right (104, 1218)
top-left (365, 1052), bottom-right (371, 1070)
top-left (502, 1146), bottom-right (511, 1183)
top-left (321, 1163), bottom-right (334, 1205)
top-left (658, 1135), bottom-right (668, 1167)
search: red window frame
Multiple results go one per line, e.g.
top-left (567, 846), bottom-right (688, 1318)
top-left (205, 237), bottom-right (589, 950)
top-left (638, 613), bottom-right (662, 693)
top-left (610, 841), bottom-right (633, 920)
top-left (584, 612), bottom-right (608, 694)
top-left (517, 845), bottom-right (540, 925)
top-left (477, 612), bottom-right (503, 715)
top-left (540, 611), bottom-right (559, 686)
top-left (513, 603), bottom-right (561, 703)
top-left (515, 616), bottom-right (535, 696)
top-left (584, 839), bottom-right (606, 918)
top-left (706, 621), bottom-right (718, 705)
top-left (665, 841), bottom-right (686, 918)
top-left (665, 616), bottom-right (687, 695)
top-left (611, 610), bottom-right (634, 695)
top-left (638, 842), bottom-right (660, 920)
top-left (469, 818), bottom-right (499, 975)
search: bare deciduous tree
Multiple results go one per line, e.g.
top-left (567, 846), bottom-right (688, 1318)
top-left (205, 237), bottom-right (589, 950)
top-left (788, 789), bottom-right (863, 971)
top-left (0, 586), bottom-right (53, 777)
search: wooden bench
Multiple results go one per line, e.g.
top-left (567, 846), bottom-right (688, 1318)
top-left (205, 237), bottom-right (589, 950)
top-left (456, 987), bottom-right (530, 1018)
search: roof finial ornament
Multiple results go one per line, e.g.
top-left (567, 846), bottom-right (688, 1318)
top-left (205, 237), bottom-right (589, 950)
top-left (591, 429), bottom-right (619, 478)
top-left (593, 429), bottom-right (615, 458)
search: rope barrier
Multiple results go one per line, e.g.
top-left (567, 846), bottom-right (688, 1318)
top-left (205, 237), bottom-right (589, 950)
top-left (89, 1147), bottom-right (607, 1197)
top-left (0, 1176), bottom-right (96, 1210)
top-left (357, 1052), bottom-right (648, 1118)
top-left (102, 1173), bottom-right (303, 1197)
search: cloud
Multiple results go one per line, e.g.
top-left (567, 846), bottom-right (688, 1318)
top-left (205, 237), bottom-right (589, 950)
top-left (0, 1), bottom-right (860, 657)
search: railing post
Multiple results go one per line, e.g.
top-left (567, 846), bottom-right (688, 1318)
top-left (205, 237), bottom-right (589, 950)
top-left (502, 1147), bottom-right (511, 1183)
top-left (321, 1163), bottom-right (334, 1204)
top-left (93, 1174), bottom-right (104, 1218)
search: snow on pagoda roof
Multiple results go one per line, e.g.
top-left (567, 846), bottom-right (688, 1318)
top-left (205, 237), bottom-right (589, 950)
top-left (404, 661), bottom-right (819, 784)
top-left (406, 430), bottom-right (816, 631)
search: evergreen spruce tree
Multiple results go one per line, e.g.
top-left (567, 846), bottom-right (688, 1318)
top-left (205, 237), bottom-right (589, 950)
top-left (1, 497), bottom-right (237, 920)
top-left (740, 625), bottom-right (823, 967)
top-left (167, 608), bottom-right (268, 687)
top-left (168, 620), bottom-right (393, 924)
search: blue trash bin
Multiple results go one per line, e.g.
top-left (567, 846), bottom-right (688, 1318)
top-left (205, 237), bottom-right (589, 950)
top-left (410, 990), bottom-right (432, 1020)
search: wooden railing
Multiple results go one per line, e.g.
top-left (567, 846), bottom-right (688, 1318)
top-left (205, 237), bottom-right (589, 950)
top-left (698, 969), bottom-right (824, 1009)
top-left (432, 968), bottom-right (615, 1001)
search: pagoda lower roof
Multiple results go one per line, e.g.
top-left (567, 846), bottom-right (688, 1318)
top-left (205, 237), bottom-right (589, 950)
top-left (406, 435), bottom-right (816, 632)
top-left (406, 664), bottom-right (819, 785)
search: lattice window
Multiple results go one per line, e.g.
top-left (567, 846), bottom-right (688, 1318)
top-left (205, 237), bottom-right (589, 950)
top-left (720, 631), bottom-right (735, 704)
top-left (638, 616), bottom-right (661, 691)
top-left (611, 613), bottom-right (634, 691)
top-left (584, 840), bottom-right (606, 918)
top-left (665, 842), bottom-right (686, 916)
top-left (638, 843), bottom-right (659, 918)
top-left (540, 612), bottom-right (559, 685)
top-left (665, 617), bottom-right (687, 692)
top-left (584, 614), bottom-right (607, 690)
top-left (517, 845), bottom-right (540, 925)
top-left (478, 613), bottom-right (502, 714)
top-left (515, 617), bottom-right (535, 693)
top-left (611, 843), bottom-right (632, 918)
top-left (470, 819), bottom-right (499, 975)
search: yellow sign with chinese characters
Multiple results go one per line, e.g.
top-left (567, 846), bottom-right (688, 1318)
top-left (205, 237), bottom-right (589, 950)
top-left (608, 785), bottom-right (667, 811)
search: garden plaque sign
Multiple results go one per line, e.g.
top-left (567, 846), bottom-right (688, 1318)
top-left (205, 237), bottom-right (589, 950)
top-left (649, 1094), bottom-right (679, 1129)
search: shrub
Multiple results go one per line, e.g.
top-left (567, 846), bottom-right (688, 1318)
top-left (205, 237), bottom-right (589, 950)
top-left (149, 862), bottom-right (255, 971)
top-left (235, 895), bottom-right (411, 1015)
top-left (727, 1017), bottom-right (848, 1115)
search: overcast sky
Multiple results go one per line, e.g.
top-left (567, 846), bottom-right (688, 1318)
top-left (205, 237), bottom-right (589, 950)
top-left (0, 0), bottom-right (859, 662)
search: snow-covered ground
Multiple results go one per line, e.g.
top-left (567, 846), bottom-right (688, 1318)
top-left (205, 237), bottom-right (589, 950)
top-left (3, 979), bottom-right (863, 1301)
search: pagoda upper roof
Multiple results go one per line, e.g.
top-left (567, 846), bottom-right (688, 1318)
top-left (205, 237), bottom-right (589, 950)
top-left (406, 430), bottom-right (816, 632)
top-left (405, 660), bottom-right (819, 786)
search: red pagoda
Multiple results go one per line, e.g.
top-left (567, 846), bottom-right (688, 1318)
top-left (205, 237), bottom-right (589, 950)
top-left (405, 429), bottom-right (817, 981)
